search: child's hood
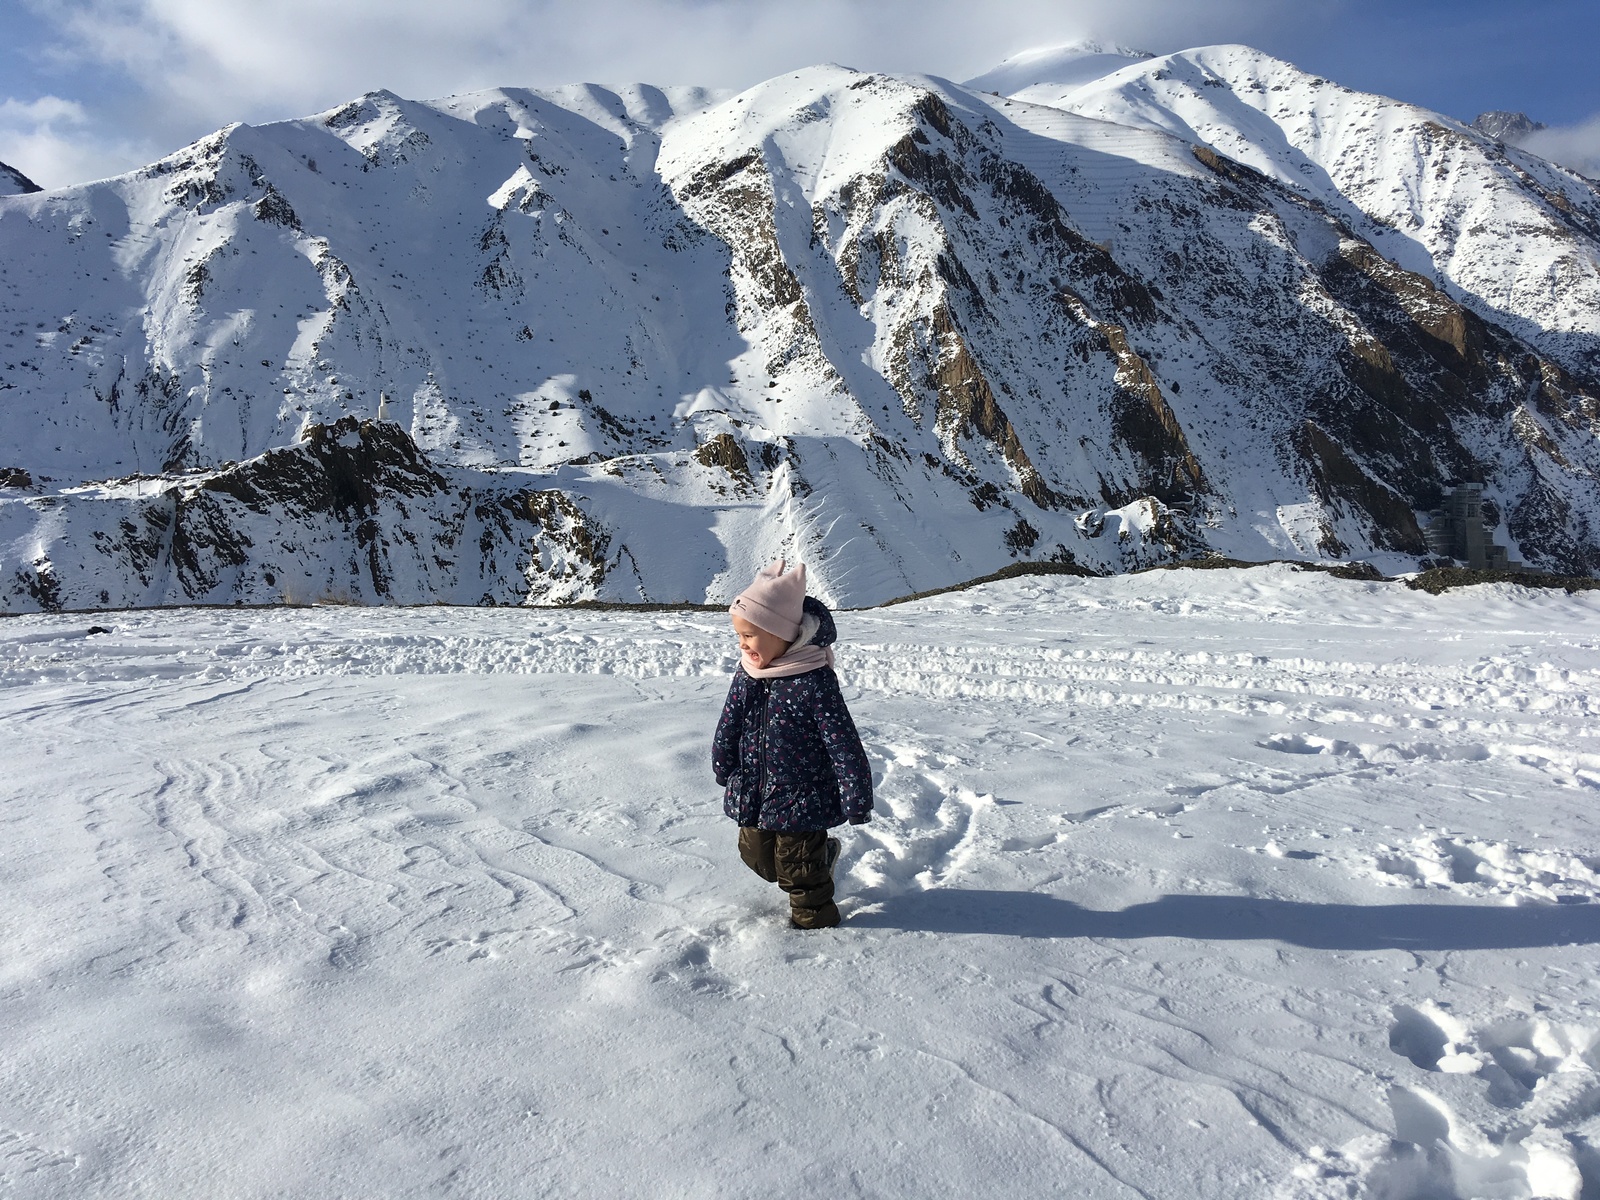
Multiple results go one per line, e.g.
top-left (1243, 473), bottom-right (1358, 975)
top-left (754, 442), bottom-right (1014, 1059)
top-left (800, 595), bottom-right (837, 649)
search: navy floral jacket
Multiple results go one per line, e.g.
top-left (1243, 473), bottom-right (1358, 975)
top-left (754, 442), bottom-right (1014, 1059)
top-left (712, 597), bottom-right (874, 831)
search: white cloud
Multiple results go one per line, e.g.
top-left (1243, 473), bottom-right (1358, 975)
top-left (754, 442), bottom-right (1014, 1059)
top-left (0, 96), bottom-right (91, 126)
top-left (0, 92), bottom-right (156, 188)
top-left (1522, 115), bottom-right (1600, 180)
top-left (40, 0), bottom-right (1292, 113)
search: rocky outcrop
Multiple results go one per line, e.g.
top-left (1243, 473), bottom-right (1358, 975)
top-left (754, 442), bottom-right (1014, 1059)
top-left (928, 305), bottom-right (1059, 509)
top-left (692, 432), bottom-right (755, 491)
top-left (1469, 112), bottom-right (1546, 144)
top-left (3, 419), bottom-right (614, 611)
top-left (0, 160), bottom-right (42, 196)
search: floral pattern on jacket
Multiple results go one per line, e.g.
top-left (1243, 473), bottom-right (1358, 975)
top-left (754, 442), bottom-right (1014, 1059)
top-left (712, 598), bottom-right (874, 831)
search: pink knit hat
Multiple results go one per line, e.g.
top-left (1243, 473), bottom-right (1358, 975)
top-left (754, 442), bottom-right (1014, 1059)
top-left (729, 559), bottom-right (807, 641)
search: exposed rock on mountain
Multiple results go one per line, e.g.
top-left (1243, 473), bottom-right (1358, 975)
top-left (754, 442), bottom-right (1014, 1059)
top-left (4, 417), bottom-right (616, 611)
top-left (0, 161), bottom-right (42, 196)
top-left (1, 48), bottom-right (1597, 611)
top-left (1470, 111), bottom-right (1547, 144)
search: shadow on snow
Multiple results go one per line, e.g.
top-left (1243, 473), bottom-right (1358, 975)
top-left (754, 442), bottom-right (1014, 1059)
top-left (849, 890), bottom-right (1600, 950)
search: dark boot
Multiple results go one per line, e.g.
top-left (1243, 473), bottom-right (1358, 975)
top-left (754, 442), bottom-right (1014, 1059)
top-left (776, 831), bottom-right (840, 929)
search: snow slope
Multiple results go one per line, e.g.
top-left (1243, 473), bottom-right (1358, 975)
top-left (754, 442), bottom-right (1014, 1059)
top-left (2, 50), bottom-right (1598, 612)
top-left (3, 566), bottom-right (1598, 1197)
top-left (963, 41), bottom-right (1153, 96)
top-left (1009, 45), bottom-right (1600, 380)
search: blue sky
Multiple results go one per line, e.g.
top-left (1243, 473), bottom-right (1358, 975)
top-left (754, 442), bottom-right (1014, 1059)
top-left (2, 0), bottom-right (1596, 188)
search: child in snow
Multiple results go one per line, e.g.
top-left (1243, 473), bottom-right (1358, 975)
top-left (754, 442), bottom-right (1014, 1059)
top-left (713, 560), bottom-right (873, 929)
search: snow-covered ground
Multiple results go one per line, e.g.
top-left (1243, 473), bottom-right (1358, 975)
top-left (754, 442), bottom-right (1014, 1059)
top-left (5, 565), bottom-right (1599, 1198)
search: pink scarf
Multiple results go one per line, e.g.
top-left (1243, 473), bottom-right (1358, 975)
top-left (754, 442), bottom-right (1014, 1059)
top-left (741, 644), bottom-right (835, 679)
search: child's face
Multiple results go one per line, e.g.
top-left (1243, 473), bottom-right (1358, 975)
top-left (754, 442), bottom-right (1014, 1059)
top-left (731, 614), bottom-right (788, 668)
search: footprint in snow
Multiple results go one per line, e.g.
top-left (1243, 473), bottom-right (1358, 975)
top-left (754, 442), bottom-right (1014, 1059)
top-left (846, 739), bottom-right (990, 895)
top-left (1285, 1004), bottom-right (1600, 1198)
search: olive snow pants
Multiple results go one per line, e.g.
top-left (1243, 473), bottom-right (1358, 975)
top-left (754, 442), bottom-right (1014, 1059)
top-left (737, 828), bottom-right (840, 929)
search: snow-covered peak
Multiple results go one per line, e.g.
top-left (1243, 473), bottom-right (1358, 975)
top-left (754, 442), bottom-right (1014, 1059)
top-left (659, 64), bottom-right (930, 201)
top-left (1008, 43), bottom-right (1307, 114)
top-left (427, 82), bottom-right (728, 141)
top-left (1017, 43), bottom-right (1600, 374)
top-left (962, 40), bottom-right (1153, 96)
top-left (0, 159), bottom-right (43, 196)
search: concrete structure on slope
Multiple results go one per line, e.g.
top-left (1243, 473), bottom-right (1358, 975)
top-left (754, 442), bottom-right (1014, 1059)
top-left (1424, 482), bottom-right (1520, 570)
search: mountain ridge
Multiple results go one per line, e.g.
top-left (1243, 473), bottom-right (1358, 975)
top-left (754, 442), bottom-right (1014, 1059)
top-left (2, 47), bottom-right (1597, 612)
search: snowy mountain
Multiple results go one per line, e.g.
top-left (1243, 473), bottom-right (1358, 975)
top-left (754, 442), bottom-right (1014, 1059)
top-left (2, 49), bottom-right (1598, 612)
top-left (0, 161), bottom-right (42, 196)
top-left (1019, 46), bottom-right (1600, 380)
